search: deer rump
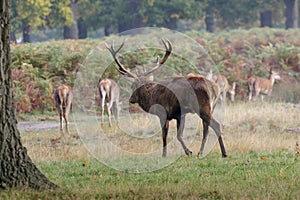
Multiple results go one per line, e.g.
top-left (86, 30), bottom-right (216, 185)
top-left (130, 76), bottom-right (212, 127)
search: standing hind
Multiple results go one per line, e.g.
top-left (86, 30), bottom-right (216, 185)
top-left (54, 84), bottom-right (73, 133)
top-left (98, 78), bottom-right (120, 127)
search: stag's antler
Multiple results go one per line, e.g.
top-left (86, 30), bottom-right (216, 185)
top-left (142, 39), bottom-right (172, 76)
top-left (105, 40), bottom-right (137, 78)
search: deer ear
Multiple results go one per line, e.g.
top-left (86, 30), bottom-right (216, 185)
top-left (269, 67), bottom-right (273, 73)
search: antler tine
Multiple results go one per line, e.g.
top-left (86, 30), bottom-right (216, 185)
top-left (105, 40), bottom-right (136, 78)
top-left (161, 39), bottom-right (172, 55)
top-left (142, 39), bottom-right (172, 77)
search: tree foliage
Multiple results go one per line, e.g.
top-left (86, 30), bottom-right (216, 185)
top-left (10, 0), bottom-right (299, 41)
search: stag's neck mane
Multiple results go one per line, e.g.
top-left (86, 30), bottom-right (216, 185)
top-left (135, 81), bottom-right (157, 112)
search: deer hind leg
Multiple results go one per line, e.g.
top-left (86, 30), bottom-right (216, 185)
top-left (59, 105), bottom-right (64, 132)
top-left (112, 101), bottom-right (119, 123)
top-left (248, 83), bottom-right (253, 101)
top-left (209, 117), bottom-right (227, 157)
top-left (107, 101), bottom-right (113, 127)
top-left (62, 107), bottom-right (69, 134)
top-left (64, 106), bottom-right (71, 134)
top-left (161, 120), bottom-right (169, 157)
top-left (198, 120), bottom-right (209, 157)
top-left (100, 91), bottom-right (106, 125)
top-left (253, 87), bottom-right (260, 101)
top-left (177, 116), bottom-right (192, 156)
top-left (221, 90), bottom-right (226, 105)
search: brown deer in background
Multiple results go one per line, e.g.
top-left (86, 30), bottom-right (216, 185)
top-left (98, 78), bottom-right (120, 127)
top-left (206, 69), bottom-right (236, 103)
top-left (248, 68), bottom-right (281, 101)
top-left (106, 39), bottom-right (227, 157)
top-left (54, 84), bottom-right (73, 133)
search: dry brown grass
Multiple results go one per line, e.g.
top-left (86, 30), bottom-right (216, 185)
top-left (20, 101), bottom-right (300, 161)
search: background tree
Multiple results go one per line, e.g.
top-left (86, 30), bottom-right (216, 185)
top-left (11, 0), bottom-right (52, 43)
top-left (0, 0), bottom-right (57, 190)
top-left (63, 0), bottom-right (79, 39)
top-left (77, 0), bottom-right (106, 37)
top-left (285, 0), bottom-right (299, 29)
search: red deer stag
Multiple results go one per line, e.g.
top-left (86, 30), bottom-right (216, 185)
top-left (98, 78), bottom-right (120, 127)
top-left (54, 84), bottom-right (73, 133)
top-left (206, 70), bottom-right (236, 103)
top-left (105, 40), bottom-right (227, 157)
top-left (248, 68), bottom-right (280, 101)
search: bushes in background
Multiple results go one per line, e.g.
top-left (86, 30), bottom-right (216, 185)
top-left (11, 28), bottom-right (300, 114)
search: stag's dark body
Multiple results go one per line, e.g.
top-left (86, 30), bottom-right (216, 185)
top-left (130, 75), bottom-right (227, 157)
top-left (105, 39), bottom-right (227, 157)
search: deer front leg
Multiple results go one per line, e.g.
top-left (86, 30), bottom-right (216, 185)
top-left (161, 120), bottom-right (169, 157)
top-left (210, 117), bottom-right (227, 157)
top-left (177, 116), bottom-right (192, 156)
top-left (198, 120), bottom-right (209, 156)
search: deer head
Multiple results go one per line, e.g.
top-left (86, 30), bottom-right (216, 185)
top-left (269, 68), bottom-right (281, 82)
top-left (105, 39), bottom-right (172, 101)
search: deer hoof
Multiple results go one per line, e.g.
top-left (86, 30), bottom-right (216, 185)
top-left (185, 149), bottom-right (192, 156)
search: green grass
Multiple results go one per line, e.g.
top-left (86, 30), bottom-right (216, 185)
top-left (3, 101), bottom-right (300, 199)
top-left (1, 151), bottom-right (299, 199)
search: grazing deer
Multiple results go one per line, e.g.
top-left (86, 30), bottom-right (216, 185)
top-left (98, 78), bottom-right (120, 127)
top-left (206, 70), bottom-right (236, 103)
top-left (54, 84), bottom-right (73, 133)
top-left (248, 68), bottom-right (280, 101)
top-left (105, 40), bottom-right (227, 157)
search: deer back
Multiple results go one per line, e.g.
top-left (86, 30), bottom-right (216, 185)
top-left (54, 84), bottom-right (73, 108)
top-left (212, 74), bottom-right (230, 92)
top-left (129, 76), bottom-right (212, 121)
top-left (98, 78), bottom-right (120, 103)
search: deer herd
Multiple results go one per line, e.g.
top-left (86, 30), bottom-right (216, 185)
top-left (53, 39), bottom-right (281, 158)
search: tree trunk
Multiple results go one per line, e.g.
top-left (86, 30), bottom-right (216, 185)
top-left (165, 18), bottom-right (177, 30)
top-left (10, 31), bottom-right (17, 43)
top-left (285, 0), bottom-right (298, 29)
top-left (63, 0), bottom-right (79, 39)
top-left (78, 18), bottom-right (87, 39)
top-left (0, 0), bottom-right (57, 190)
top-left (205, 7), bottom-right (215, 33)
top-left (22, 23), bottom-right (31, 43)
top-left (104, 24), bottom-right (114, 36)
top-left (260, 10), bottom-right (272, 27)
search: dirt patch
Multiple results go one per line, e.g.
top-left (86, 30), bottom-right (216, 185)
top-left (18, 121), bottom-right (60, 133)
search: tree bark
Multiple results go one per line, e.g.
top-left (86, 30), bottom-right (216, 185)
top-left (285, 0), bottom-right (298, 29)
top-left (0, 0), bottom-right (57, 190)
top-left (260, 10), bottom-right (272, 27)
top-left (63, 0), bottom-right (79, 39)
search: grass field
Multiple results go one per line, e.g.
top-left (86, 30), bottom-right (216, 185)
top-left (2, 101), bottom-right (300, 199)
